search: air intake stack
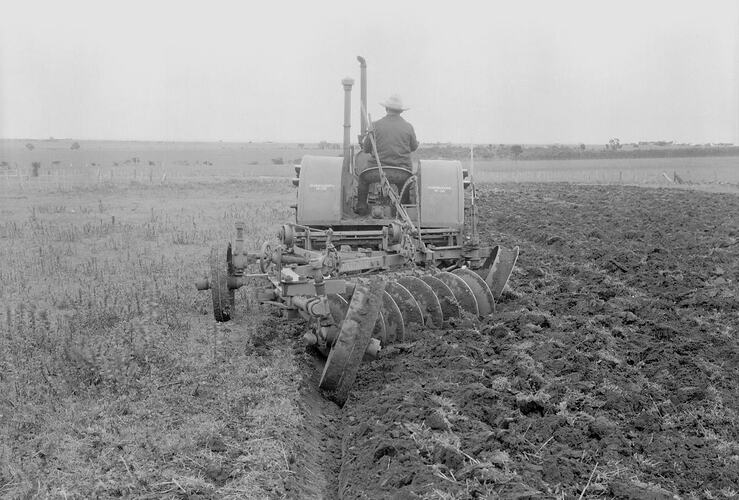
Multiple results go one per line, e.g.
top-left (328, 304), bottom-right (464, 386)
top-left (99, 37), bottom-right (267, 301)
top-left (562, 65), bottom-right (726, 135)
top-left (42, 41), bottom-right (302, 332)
top-left (342, 77), bottom-right (354, 172)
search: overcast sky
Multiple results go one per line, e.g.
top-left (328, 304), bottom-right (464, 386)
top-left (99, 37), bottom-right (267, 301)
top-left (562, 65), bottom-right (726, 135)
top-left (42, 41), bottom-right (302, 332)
top-left (1, 0), bottom-right (737, 144)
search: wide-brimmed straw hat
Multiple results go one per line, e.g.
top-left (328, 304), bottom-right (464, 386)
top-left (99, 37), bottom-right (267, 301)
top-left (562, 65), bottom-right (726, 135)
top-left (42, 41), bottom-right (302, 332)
top-left (380, 94), bottom-right (409, 112)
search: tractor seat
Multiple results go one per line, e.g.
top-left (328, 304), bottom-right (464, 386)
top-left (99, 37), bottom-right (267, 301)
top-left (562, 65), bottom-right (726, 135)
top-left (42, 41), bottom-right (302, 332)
top-left (358, 166), bottom-right (412, 186)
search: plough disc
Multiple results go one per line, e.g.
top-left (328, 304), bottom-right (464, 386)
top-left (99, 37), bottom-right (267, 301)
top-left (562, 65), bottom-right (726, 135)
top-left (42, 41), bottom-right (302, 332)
top-left (385, 281), bottom-right (424, 327)
top-left (398, 276), bottom-right (443, 328)
top-left (319, 280), bottom-right (386, 406)
top-left (381, 291), bottom-right (404, 343)
top-left (210, 245), bottom-right (235, 322)
top-left (453, 268), bottom-right (495, 317)
top-left (435, 271), bottom-right (479, 316)
top-left (420, 275), bottom-right (461, 322)
top-left (486, 245), bottom-right (520, 300)
top-left (331, 291), bottom-right (399, 347)
top-left (372, 312), bottom-right (387, 345)
top-left (328, 294), bottom-right (349, 324)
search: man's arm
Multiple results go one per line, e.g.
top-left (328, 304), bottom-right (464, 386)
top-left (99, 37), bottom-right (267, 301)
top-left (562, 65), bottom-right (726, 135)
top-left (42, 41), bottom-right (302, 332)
top-left (409, 125), bottom-right (419, 152)
top-left (362, 132), bottom-right (372, 153)
top-left (362, 120), bottom-right (377, 153)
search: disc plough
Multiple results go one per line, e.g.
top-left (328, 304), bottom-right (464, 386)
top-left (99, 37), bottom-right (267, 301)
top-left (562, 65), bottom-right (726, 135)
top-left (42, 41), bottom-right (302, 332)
top-left (196, 227), bottom-right (518, 405)
top-left (194, 56), bottom-right (519, 405)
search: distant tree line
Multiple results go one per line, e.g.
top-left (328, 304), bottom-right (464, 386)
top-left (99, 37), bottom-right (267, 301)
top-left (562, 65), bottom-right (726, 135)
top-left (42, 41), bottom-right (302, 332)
top-left (23, 141), bottom-right (81, 150)
top-left (417, 143), bottom-right (739, 161)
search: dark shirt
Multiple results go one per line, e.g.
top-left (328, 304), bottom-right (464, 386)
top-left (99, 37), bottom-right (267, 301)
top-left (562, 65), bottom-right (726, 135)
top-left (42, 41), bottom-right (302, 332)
top-left (362, 114), bottom-right (418, 170)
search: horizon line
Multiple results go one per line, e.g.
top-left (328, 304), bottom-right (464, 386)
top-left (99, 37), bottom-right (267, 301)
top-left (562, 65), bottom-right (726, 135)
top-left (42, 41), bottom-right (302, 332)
top-left (1, 137), bottom-right (735, 147)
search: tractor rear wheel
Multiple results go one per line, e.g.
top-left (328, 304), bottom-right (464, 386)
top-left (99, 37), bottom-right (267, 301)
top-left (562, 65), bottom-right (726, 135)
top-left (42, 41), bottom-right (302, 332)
top-left (210, 245), bottom-right (235, 322)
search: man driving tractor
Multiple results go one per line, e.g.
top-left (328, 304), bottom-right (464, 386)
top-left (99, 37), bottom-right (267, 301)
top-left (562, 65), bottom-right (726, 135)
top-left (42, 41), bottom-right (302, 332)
top-left (356, 94), bottom-right (418, 215)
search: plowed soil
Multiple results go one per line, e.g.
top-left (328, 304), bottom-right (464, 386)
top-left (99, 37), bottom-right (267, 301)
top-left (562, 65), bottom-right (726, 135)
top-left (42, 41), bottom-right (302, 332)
top-left (293, 183), bottom-right (738, 499)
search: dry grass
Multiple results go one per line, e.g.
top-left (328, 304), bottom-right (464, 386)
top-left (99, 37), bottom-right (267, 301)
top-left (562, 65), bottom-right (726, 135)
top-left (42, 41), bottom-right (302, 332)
top-left (0, 178), bottom-right (305, 497)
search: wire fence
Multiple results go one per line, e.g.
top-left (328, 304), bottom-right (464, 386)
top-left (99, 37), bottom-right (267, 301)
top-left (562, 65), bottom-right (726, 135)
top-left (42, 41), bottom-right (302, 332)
top-left (2, 156), bottom-right (737, 193)
top-left (0, 164), bottom-right (295, 193)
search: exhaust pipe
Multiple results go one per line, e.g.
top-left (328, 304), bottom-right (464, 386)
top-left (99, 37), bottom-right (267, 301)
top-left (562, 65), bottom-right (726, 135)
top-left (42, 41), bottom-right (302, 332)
top-left (342, 77), bottom-right (354, 171)
top-left (357, 56), bottom-right (367, 137)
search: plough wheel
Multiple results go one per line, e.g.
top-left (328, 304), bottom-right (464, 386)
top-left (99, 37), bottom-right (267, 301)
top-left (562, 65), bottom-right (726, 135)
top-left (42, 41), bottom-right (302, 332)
top-left (319, 280), bottom-right (386, 406)
top-left (398, 276), bottom-right (443, 328)
top-left (210, 245), bottom-right (235, 322)
top-left (435, 272), bottom-right (479, 316)
top-left (420, 275), bottom-right (461, 321)
top-left (259, 241), bottom-right (274, 274)
top-left (385, 281), bottom-right (424, 327)
top-left (453, 268), bottom-right (495, 317)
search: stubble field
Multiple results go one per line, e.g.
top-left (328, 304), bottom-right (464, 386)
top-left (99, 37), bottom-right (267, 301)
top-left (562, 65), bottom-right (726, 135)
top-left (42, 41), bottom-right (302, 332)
top-left (0, 144), bottom-right (737, 499)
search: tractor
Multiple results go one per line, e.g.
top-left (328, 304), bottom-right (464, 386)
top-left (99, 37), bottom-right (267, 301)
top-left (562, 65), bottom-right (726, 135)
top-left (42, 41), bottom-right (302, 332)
top-left (195, 56), bottom-right (518, 405)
